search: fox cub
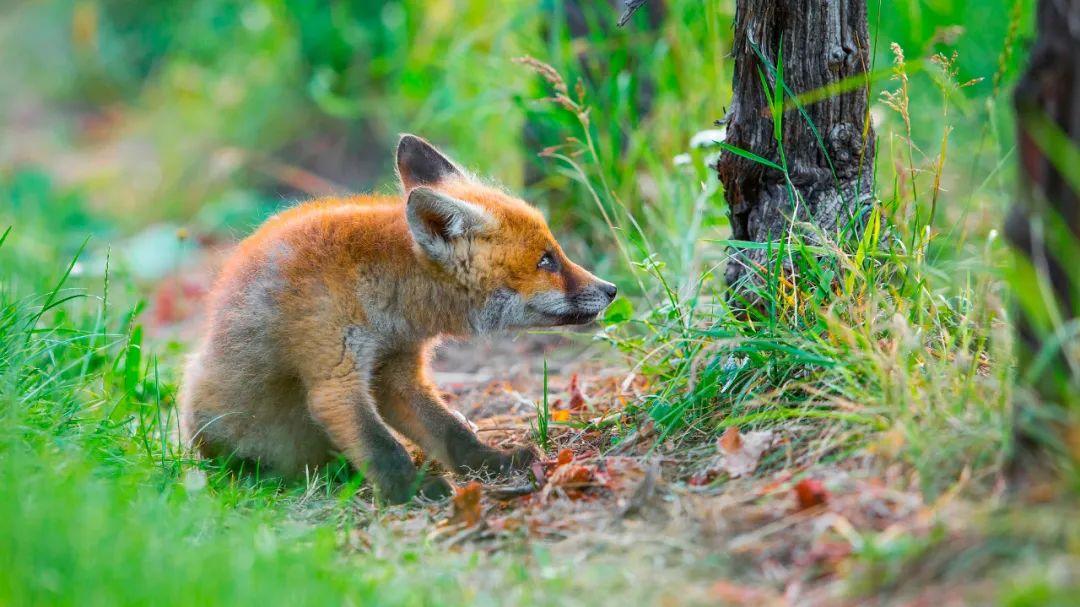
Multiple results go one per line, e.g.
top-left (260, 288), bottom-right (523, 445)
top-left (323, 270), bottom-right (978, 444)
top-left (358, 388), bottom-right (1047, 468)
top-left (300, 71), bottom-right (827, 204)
top-left (179, 135), bottom-right (617, 503)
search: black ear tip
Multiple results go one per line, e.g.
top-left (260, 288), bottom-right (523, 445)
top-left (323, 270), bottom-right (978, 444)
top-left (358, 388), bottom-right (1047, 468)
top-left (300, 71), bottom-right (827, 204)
top-left (396, 135), bottom-right (462, 187)
top-left (397, 134), bottom-right (425, 153)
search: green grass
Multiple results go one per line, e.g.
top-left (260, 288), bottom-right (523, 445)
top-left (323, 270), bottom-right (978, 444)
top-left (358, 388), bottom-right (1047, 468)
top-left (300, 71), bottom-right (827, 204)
top-left (0, 228), bottom-right (708, 607)
top-left (532, 358), bottom-right (552, 453)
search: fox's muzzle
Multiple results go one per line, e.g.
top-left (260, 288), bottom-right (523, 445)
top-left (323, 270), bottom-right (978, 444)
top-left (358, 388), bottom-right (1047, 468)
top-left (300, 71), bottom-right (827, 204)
top-left (526, 278), bottom-right (617, 326)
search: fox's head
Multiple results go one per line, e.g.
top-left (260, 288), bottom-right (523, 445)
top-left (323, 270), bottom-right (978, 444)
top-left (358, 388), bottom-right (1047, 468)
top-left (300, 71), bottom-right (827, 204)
top-left (397, 134), bottom-right (617, 333)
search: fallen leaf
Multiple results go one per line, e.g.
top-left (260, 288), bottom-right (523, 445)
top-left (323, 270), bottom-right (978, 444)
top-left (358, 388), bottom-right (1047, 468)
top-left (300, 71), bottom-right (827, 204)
top-left (716, 429), bottom-right (775, 478)
top-left (549, 464), bottom-right (594, 487)
top-left (556, 448), bottom-right (574, 467)
top-left (449, 481), bottom-right (483, 526)
top-left (709, 580), bottom-right (777, 604)
top-left (793, 478), bottom-right (829, 510)
top-left (719, 426), bottom-right (743, 453)
top-left (567, 373), bottom-right (587, 410)
top-left (551, 409), bottom-right (571, 422)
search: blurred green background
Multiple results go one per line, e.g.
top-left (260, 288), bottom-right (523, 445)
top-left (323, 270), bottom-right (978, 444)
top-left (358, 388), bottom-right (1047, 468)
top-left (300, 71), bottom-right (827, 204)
top-left (0, 0), bottom-right (1030, 284)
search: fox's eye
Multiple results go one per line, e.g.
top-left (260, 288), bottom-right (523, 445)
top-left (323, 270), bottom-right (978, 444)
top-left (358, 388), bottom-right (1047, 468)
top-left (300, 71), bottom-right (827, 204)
top-left (537, 252), bottom-right (559, 273)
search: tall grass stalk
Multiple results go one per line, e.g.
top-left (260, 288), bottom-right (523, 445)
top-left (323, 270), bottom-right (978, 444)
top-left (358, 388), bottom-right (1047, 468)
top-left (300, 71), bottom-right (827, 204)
top-left (519, 45), bottom-right (1011, 494)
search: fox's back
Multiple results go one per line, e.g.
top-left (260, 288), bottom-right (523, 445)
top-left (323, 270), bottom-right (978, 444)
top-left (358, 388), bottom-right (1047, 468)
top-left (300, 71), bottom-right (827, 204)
top-left (207, 195), bottom-right (413, 321)
top-left (230, 194), bottom-right (412, 276)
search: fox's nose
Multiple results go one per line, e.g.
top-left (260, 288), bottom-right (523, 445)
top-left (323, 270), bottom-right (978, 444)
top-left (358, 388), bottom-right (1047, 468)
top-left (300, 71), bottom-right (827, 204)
top-left (598, 280), bottom-right (617, 300)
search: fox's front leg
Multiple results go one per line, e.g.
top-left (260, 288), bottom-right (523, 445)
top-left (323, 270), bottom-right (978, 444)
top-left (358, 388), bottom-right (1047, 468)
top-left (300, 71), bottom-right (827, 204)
top-left (305, 359), bottom-right (452, 503)
top-left (374, 348), bottom-right (538, 475)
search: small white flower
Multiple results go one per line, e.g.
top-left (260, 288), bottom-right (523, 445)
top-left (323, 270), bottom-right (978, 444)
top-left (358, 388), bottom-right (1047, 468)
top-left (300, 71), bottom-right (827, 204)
top-left (183, 468), bottom-right (208, 492)
top-left (690, 128), bottom-right (727, 149)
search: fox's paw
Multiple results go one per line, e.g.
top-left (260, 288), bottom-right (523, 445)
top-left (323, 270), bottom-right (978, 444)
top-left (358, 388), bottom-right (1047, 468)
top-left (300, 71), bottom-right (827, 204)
top-left (509, 445), bottom-right (541, 471)
top-left (375, 461), bottom-right (453, 504)
top-left (453, 444), bottom-right (537, 477)
top-left (417, 474), bottom-right (454, 501)
top-left (489, 445), bottom-right (540, 475)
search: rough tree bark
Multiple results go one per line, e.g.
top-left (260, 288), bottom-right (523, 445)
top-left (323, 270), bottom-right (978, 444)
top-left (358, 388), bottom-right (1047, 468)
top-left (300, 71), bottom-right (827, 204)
top-left (716, 0), bottom-right (875, 287)
top-left (1005, 0), bottom-right (1080, 483)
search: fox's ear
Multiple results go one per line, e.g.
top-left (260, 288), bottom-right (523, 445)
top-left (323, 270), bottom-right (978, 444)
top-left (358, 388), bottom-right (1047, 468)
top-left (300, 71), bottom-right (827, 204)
top-left (406, 187), bottom-right (491, 263)
top-left (397, 134), bottom-right (465, 190)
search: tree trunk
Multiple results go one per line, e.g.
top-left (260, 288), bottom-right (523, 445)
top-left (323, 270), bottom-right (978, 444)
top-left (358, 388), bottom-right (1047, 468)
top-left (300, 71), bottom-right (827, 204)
top-left (716, 0), bottom-right (875, 287)
top-left (1005, 0), bottom-right (1080, 484)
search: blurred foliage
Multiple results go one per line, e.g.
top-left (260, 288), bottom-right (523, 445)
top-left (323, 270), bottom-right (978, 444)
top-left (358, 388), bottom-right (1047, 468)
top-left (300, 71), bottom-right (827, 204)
top-left (0, 0), bottom-right (1032, 255)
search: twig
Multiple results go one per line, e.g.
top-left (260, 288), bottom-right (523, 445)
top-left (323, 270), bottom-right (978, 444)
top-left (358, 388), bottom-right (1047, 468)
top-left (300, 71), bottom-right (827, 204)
top-left (617, 0), bottom-right (649, 27)
top-left (486, 483), bottom-right (537, 500)
top-left (619, 459), bottom-right (660, 517)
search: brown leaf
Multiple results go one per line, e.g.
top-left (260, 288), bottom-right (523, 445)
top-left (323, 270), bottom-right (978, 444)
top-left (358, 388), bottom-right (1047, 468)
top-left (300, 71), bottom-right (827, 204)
top-left (556, 448), bottom-right (574, 467)
top-left (449, 480), bottom-right (483, 526)
top-left (567, 373), bottom-right (587, 410)
top-left (716, 429), bottom-right (775, 478)
top-left (719, 426), bottom-right (743, 453)
top-left (793, 478), bottom-right (829, 510)
top-left (549, 464), bottom-right (594, 487)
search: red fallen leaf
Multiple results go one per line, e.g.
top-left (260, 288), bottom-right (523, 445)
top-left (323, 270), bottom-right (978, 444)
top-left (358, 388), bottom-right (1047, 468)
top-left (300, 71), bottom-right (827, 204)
top-left (794, 478), bottom-right (829, 510)
top-left (555, 448), bottom-right (574, 467)
top-left (449, 481), bottom-right (483, 526)
top-left (568, 373), bottom-right (587, 410)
